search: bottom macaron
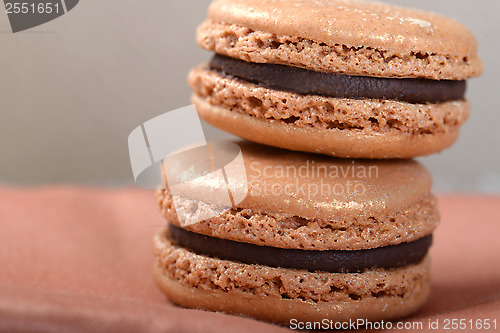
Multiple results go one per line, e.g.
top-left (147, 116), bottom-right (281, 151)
top-left (154, 227), bottom-right (431, 325)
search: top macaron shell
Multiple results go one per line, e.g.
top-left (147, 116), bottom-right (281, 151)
top-left (200, 0), bottom-right (482, 79)
top-left (209, 0), bottom-right (477, 55)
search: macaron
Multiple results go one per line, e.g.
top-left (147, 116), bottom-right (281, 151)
top-left (189, 0), bottom-right (482, 158)
top-left (153, 141), bottom-right (439, 324)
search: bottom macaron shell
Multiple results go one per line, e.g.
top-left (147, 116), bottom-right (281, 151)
top-left (154, 228), bottom-right (431, 325)
top-left (192, 95), bottom-right (459, 159)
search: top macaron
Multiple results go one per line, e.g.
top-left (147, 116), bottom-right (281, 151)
top-left (190, 0), bottom-right (483, 158)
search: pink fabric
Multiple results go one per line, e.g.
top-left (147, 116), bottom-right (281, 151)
top-left (0, 187), bottom-right (498, 332)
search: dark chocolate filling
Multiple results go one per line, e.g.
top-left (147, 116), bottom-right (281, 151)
top-left (209, 54), bottom-right (466, 104)
top-left (168, 224), bottom-right (432, 273)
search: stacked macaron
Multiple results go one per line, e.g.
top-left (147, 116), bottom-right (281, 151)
top-left (155, 143), bottom-right (439, 323)
top-left (154, 0), bottom-right (482, 326)
top-left (189, 0), bottom-right (481, 158)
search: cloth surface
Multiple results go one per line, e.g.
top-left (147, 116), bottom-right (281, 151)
top-left (0, 187), bottom-right (498, 333)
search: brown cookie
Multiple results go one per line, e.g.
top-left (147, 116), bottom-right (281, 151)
top-left (154, 141), bottom-right (438, 324)
top-left (190, 0), bottom-right (482, 158)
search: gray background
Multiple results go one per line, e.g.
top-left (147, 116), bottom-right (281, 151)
top-left (0, 0), bottom-right (498, 192)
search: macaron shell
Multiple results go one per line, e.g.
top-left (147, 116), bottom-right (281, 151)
top-left (154, 229), bottom-right (431, 324)
top-left (189, 66), bottom-right (470, 136)
top-left (193, 94), bottom-right (459, 159)
top-left (197, 19), bottom-right (482, 80)
top-left (160, 136), bottom-right (433, 219)
top-left (157, 189), bottom-right (439, 250)
top-left (208, 0), bottom-right (477, 57)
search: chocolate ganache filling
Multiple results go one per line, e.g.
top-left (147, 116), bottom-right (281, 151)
top-left (209, 54), bottom-right (466, 104)
top-left (168, 224), bottom-right (432, 273)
